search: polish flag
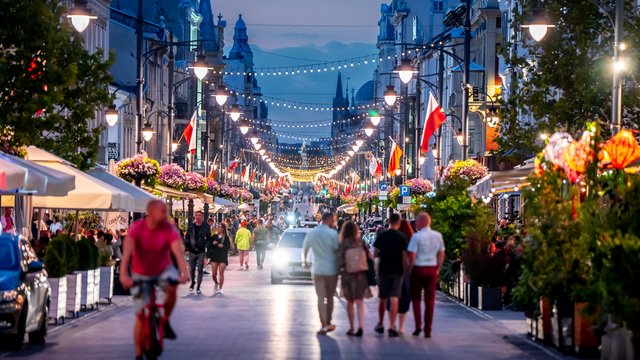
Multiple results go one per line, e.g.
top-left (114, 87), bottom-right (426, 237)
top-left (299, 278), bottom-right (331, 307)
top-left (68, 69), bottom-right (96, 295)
top-left (228, 159), bottom-right (239, 171)
top-left (420, 93), bottom-right (447, 155)
top-left (250, 171), bottom-right (256, 182)
top-left (181, 111), bottom-right (198, 154)
top-left (208, 166), bottom-right (215, 179)
top-left (387, 139), bottom-right (403, 177)
top-left (261, 175), bottom-right (267, 189)
top-left (241, 164), bottom-right (251, 183)
top-left (369, 156), bottom-right (383, 179)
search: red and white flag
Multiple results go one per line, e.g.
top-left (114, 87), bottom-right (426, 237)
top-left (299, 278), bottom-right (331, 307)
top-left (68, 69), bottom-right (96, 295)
top-left (250, 171), bottom-right (256, 182)
top-left (420, 93), bottom-right (447, 155)
top-left (369, 156), bottom-right (383, 179)
top-left (228, 159), bottom-right (239, 171)
top-left (241, 164), bottom-right (251, 183)
top-left (181, 110), bottom-right (198, 154)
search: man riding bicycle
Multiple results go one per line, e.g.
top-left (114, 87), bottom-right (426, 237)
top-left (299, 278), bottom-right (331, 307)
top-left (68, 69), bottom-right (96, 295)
top-left (120, 200), bottom-right (190, 360)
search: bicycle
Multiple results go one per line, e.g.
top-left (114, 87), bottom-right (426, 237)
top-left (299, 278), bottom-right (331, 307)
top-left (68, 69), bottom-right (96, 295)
top-left (135, 280), bottom-right (165, 360)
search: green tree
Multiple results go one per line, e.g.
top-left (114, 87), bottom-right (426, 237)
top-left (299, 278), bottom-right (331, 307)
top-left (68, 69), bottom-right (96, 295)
top-left (0, 0), bottom-right (113, 169)
top-left (498, 0), bottom-right (640, 162)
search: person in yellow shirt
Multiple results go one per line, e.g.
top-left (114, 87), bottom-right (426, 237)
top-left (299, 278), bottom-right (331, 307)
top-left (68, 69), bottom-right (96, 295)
top-left (235, 221), bottom-right (252, 270)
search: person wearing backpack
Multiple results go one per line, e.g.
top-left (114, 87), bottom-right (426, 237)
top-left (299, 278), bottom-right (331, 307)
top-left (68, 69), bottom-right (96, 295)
top-left (336, 221), bottom-right (372, 337)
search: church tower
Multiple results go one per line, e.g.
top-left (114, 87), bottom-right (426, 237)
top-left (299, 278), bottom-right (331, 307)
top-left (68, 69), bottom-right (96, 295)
top-left (331, 72), bottom-right (352, 139)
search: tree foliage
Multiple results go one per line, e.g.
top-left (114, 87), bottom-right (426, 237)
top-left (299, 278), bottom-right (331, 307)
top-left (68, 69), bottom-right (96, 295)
top-left (0, 0), bottom-right (113, 169)
top-left (498, 0), bottom-right (640, 162)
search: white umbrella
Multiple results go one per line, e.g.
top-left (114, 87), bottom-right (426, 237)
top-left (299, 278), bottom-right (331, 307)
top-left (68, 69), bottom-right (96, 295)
top-left (0, 152), bottom-right (74, 195)
top-left (238, 203), bottom-right (253, 211)
top-left (0, 157), bottom-right (29, 193)
top-left (87, 168), bottom-right (157, 212)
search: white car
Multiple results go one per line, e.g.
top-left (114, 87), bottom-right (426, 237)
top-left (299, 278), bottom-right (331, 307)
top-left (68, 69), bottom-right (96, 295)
top-left (270, 228), bottom-right (313, 284)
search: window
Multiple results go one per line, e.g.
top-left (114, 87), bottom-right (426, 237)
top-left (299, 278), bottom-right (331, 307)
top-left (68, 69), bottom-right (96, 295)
top-left (433, 0), bottom-right (444, 12)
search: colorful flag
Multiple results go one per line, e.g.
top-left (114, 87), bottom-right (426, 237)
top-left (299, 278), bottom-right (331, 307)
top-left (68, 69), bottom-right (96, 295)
top-left (228, 159), bottom-right (239, 171)
top-left (369, 155), bottom-right (383, 178)
top-left (420, 93), bottom-right (447, 155)
top-left (250, 171), bottom-right (256, 182)
top-left (387, 139), bottom-right (403, 177)
top-left (181, 110), bottom-right (198, 154)
top-left (241, 164), bottom-right (251, 183)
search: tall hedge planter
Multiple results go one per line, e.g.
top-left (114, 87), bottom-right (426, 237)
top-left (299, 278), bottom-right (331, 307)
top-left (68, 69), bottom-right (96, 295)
top-left (99, 266), bottom-right (113, 304)
top-left (92, 268), bottom-right (100, 308)
top-left (48, 277), bottom-right (67, 324)
top-left (66, 273), bottom-right (81, 317)
top-left (478, 287), bottom-right (502, 310)
top-left (573, 303), bottom-right (598, 356)
top-left (79, 269), bottom-right (95, 309)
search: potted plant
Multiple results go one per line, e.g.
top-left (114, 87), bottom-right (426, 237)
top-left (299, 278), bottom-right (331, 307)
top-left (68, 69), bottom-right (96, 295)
top-left (97, 240), bottom-right (115, 304)
top-left (44, 236), bottom-right (68, 324)
top-left (116, 151), bottom-right (160, 187)
top-left (460, 204), bottom-right (502, 310)
top-left (62, 235), bottom-right (81, 318)
top-left (76, 237), bottom-right (98, 310)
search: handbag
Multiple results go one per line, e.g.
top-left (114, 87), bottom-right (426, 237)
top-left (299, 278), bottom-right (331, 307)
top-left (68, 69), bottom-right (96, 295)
top-left (345, 246), bottom-right (369, 273)
top-left (363, 241), bottom-right (377, 286)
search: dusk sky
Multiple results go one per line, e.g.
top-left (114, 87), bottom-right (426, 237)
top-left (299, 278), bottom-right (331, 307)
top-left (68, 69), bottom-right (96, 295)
top-left (215, 0), bottom-right (387, 142)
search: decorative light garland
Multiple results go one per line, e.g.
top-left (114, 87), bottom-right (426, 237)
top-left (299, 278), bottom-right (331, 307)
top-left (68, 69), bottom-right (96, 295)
top-left (242, 113), bottom-right (368, 129)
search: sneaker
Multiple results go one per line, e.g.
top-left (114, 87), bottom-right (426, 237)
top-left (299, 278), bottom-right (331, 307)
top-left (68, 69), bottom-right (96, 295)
top-left (317, 327), bottom-right (329, 335)
top-left (374, 323), bottom-right (384, 334)
top-left (388, 328), bottom-right (399, 338)
top-left (326, 324), bottom-right (336, 332)
top-left (412, 329), bottom-right (421, 336)
top-left (214, 284), bottom-right (219, 293)
top-left (218, 289), bottom-right (223, 295)
top-left (164, 322), bottom-right (177, 340)
top-left (355, 328), bottom-right (363, 337)
top-left (189, 286), bottom-right (194, 293)
top-left (245, 264), bottom-right (249, 270)
top-left (196, 288), bottom-right (202, 295)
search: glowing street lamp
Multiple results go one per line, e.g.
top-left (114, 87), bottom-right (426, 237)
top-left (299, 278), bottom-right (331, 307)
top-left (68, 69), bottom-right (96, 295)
top-left (189, 54), bottom-right (211, 80)
top-left (67, 0), bottom-right (97, 33)
top-left (368, 108), bottom-right (382, 126)
top-left (383, 85), bottom-right (398, 107)
top-left (394, 58), bottom-right (417, 84)
top-left (104, 104), bottom-right (118, 127)
top-left (213, 87), bottom-right (228, 106)
top-left (355, 135), bottom-right (364, 147)
top-left (171, 142), bottom-right (179, 152)
top-left (522, 8), bottom-right (555, 42)
top-left (254, 142), bottom-right (262, 150)
top-left (364, 123), bottom-right (375, 137)
top-left (250, 130), bottom-right (259, 145)
top-left (258, 149), bottom-right (266, 155)
top-left (239, 120), bottom-right (250, 135)
top-left (229, 104), bottom-right (242, 121)
top-left (141, 123), bottom-right (154, 141)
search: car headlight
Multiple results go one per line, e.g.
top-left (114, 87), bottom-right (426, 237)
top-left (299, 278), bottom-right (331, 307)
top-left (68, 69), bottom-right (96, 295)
top-left (271, 250), bottom-right (289, 268)
top-left (1, 289), bottom-right (18, 302)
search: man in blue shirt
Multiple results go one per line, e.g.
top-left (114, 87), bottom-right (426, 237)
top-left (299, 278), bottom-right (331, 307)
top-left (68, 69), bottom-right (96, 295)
top-left (303, 212), bottom-right (339, 335)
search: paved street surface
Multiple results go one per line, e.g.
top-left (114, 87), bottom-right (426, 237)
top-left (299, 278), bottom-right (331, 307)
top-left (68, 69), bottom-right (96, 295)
top-left (2, 254), bottom-right (567, 360)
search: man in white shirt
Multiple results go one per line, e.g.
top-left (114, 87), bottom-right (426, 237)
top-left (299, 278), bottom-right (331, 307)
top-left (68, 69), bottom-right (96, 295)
top-left (407, 212), bottom-right (445, 338)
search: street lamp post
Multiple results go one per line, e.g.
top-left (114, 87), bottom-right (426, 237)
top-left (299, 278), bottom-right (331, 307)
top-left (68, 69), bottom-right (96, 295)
top-left (135, 0), bottom-right (144, 153)
top-left (612, 0), bottom-right (624, 133)
top-left (461, 0), bottom-right (472, 160)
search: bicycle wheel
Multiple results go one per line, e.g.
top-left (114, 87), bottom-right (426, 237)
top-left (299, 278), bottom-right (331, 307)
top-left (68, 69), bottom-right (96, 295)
top-left (145, 311), bottom-right (162, 359)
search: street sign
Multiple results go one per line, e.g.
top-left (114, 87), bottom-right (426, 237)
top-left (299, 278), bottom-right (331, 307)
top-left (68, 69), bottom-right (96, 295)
top-left (397, 204), bottom-right (410, 211)
top-left (402, 196), bottom-right (412, 204)
top-left (379, 195), bottom-right (388, 200)
top-left (107, 142), bottom-right (119, 161)
top-left (379, 182), bottom-right (388, 191)
top-left (400, 185), bottom-right (410, 197)
top-left (379, 190), bottom-right (387, 196)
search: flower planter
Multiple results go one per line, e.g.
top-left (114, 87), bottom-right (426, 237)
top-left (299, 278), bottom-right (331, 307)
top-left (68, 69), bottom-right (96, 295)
top-left (465, 283), bottom-right (478, 308)
top-left (573, 303), bottom-right (599, 356)
top-left (600, 317), bottom-right (635, 360)
top-left (79, 269), bottom-right (95, 310)
top-left (526, 315), bottom-right (539, 338)
top-left (551, 303), bottom-right (573, 351)
top-left (66, 273), bottom-right (82, 317)
top-left (539, 297), bottom-right (552, 343)
top-left (478, 286), bottom-right (502, 310)
top-left (99, 266), bottom-right (114, 304)
top-left (92, 268), bottom-right (101, 309)
top-left (48, 277), bottom-right (67, 324)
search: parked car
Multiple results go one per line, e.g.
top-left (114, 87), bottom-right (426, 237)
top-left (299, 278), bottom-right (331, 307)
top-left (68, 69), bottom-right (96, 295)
top-left (270, 228), bottom-right (313, 284)
top-left (0, 233), bottom-right (49, 350)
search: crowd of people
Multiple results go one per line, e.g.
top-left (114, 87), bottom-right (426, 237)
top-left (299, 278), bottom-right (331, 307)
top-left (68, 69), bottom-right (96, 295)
top-left (303, 211), bottom-right (445, 338)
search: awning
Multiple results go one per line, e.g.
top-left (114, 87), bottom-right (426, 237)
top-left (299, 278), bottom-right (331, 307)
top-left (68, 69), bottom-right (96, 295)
top-left (0, 152), bottom-right (75, 196)
top-left (238, 203), bottom-right (253, 211)
top-left (26, 146), bottom-right (131, 210)
top-left (172, 198), bottom-right (224, 213)
top-left (215, 197), bottom-right (238, 208)
top-left (451, 61), bottom-right (485, 72)
top-left (87, 168), bottom-right (157, 212)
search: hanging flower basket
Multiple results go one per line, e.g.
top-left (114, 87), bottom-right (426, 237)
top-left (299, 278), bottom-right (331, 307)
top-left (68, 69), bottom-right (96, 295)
top-left (158, 163), bottom-right (187, 190)
top-left (406, 178), bottom-right (434, 195)
top-left (206, 179), bottom-right (220, 197)
top-left (116, 152), bottom-right (160, 187)
top-left (441, 159), bottom-right (489, 186)
top-left (184, 172), bottom-right (207, 192)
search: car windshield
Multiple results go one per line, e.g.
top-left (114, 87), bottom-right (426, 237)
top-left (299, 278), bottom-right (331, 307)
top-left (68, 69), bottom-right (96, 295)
top-left (0, 241), bottom-right (18, 270)
top-left (278, 232), bottom-right (307, 248)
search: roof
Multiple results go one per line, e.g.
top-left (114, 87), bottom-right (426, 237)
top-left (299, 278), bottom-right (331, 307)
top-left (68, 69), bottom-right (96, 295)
top-left (355, 80), bottom-right (375, 103)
